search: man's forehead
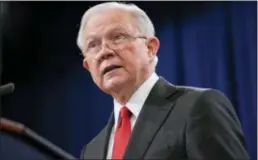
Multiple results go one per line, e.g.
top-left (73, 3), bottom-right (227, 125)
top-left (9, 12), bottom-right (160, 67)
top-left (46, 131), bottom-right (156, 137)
top-left (83, 10), bottom-right (136, 35)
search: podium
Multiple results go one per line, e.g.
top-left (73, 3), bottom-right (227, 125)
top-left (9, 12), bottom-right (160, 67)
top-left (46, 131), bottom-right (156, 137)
top-left (0, 118), bottom-right (77, 160)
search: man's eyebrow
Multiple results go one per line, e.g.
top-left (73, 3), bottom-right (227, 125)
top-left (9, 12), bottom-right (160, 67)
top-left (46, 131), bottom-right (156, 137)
top-left (84, 35), bottom-right (99, 43)
top-left (84, 27), bottom-right (129, 40)
top-left (110, 27), bottom-right (129, 34)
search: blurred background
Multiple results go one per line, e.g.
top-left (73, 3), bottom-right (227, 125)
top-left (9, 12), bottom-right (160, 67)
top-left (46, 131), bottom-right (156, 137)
top-left (1, 1), bottom-right (257, 159)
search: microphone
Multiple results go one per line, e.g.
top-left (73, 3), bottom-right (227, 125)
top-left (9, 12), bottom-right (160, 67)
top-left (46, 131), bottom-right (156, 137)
top-left (0, 118), bottom-right (76, 159)
top-left (0, 83), bottom-right (15, 96)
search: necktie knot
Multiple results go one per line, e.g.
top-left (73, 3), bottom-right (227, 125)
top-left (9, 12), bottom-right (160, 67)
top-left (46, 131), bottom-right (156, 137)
top-left (120, 106), bottom-right (131, 119)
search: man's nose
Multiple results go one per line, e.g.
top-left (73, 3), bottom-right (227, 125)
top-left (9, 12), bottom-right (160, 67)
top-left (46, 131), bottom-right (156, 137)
top-left (96, 42), bottom-right (115, 62)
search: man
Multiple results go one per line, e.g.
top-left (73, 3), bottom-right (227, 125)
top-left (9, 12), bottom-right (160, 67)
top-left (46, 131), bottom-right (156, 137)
top-left (77, 2), bottom-right (250, 160)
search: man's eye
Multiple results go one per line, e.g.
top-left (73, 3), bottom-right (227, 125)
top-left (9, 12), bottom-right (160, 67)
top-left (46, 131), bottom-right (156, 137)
top-left (88, 42), bottom-right (97, 48)
top-left (113, 34), bottom-right (126, 40)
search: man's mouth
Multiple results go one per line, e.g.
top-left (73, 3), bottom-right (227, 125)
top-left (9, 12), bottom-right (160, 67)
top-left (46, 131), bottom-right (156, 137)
top-left (102, 65), bottom-right (122, 75)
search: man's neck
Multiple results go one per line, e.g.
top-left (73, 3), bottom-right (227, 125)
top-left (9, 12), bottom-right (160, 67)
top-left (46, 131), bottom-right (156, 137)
top-left (111, 71), bottom-right (154, 105)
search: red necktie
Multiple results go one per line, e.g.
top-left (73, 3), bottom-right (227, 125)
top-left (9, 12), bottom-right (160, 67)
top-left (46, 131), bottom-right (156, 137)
top-left (112, 106), bottom-right (132, 159)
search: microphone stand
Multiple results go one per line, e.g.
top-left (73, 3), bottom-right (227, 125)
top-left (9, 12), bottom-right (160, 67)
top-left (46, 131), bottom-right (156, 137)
top-left (0, 118), bottom-right (76, 159)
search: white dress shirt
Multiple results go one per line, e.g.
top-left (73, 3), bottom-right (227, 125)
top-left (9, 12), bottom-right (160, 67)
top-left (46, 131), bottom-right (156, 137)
top-left (106, 72), bottom-right (159, 159)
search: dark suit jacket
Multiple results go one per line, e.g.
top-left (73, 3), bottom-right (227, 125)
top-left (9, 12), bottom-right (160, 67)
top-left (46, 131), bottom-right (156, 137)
top-left (81, 77), bottom-right (250, 160)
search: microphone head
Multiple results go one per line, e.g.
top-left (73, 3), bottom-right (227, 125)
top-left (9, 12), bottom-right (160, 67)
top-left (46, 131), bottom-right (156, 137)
top-left (0, 83), bottom-right (15, 96)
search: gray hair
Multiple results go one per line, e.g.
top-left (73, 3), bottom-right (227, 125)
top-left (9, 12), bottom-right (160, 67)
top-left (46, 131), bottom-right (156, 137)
top-left (76, 2), bottom-right (158, 67)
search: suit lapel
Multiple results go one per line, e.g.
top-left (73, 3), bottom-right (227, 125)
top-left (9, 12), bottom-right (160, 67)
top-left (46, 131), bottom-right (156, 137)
top-left (123, 77), bottom-right (178, 159)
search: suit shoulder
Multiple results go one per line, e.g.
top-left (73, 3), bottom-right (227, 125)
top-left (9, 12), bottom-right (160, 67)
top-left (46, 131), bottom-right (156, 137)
top-left (158, 77), bottom-right (222, 97)
top-left (84, 124), bottom-right (109, 147)
top-left (174, 85), bottom-right (228, 99)
top-left (169, 84), bottom-right (232, 111)
top-left (80, 144), bottom-right (87, 159)
top-left (80, 123), bottom-right (111, 159)
top-left (174, 85), bottom-right (235, 117)
top-left (175, 85), bottom-right (212, 93)
top-left (80, 129), bottom-right (104, 159)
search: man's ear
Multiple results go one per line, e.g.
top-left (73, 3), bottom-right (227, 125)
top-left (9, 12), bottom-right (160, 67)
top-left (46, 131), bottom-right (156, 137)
top-left (83, 58), bottom-right (90, 71)
top-left (147, 36), bottom-right (160, 60)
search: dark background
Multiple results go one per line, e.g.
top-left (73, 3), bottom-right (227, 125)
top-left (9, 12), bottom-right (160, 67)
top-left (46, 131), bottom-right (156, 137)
top-left (1, 1), bottom-right (257, 159)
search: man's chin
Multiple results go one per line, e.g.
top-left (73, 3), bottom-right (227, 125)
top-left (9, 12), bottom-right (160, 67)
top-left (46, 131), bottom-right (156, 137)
top-left (103, 76), bottom-right (127, 90)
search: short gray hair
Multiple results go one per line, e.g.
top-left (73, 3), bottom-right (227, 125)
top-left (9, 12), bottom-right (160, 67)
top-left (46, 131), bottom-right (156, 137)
top-left (76, 2), bottom-right (158, 67)
top-left (76, 2), bottom-right (155, 51)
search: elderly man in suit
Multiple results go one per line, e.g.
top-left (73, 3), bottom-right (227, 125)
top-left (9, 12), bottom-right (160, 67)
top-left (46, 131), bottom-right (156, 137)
top-left (76, 2), bottom-right (250, 160)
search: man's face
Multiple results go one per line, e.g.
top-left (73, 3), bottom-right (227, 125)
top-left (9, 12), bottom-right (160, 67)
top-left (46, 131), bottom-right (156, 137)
top-left (81, 9), bottom-right (159, 94)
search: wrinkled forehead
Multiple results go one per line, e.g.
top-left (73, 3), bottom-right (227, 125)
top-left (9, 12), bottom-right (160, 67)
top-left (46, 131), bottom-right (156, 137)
top-left (83, 9), bottom-right (139, 39)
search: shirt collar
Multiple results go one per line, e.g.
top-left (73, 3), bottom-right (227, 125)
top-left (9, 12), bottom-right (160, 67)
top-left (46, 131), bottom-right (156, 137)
top-left (113, 72), bottom-right (159, 125)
